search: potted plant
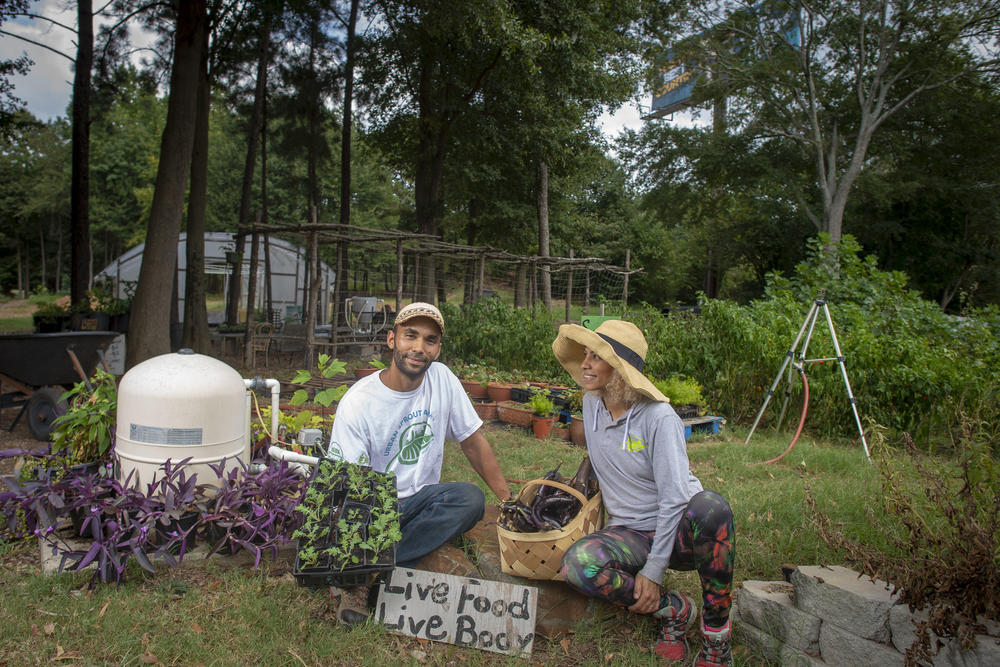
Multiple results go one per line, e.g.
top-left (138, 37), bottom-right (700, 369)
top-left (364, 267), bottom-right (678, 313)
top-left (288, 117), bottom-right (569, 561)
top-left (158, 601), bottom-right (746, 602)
top-left (652, 375), bottom-right (707, 419)
top-left (32, 300), bottom-right (70, 333)
top-left (353, 357), bottom-right (387, 379)
top-left (526, 389), bottom-right (557, 439)
top-left (50, 369), bottom-right (118, 472)
top-left (292, 459), bottom-right (400, 588)
top-left (486, 369), bottom-right (522, 403)
top-left (472, 398), bottom-right (498, 422)
top-left (451, 362), bottom-right (490, 399)
top-left (563, 389), bottom-right (586, 446)
top-left (88, 280), bottom-right (135, 333)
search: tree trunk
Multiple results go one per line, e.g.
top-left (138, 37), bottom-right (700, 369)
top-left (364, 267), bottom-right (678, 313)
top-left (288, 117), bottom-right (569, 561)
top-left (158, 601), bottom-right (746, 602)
top-left (536, 160), bottom-right (551, 310)
top-left (227, 14), bottom-right (271, 325)
top-left (414, 58), bottom-right (448, 303)
top-left (339, 0), bottom-right (358, 228)
top-left (183, 26), bottom-right (211, 353)
top-left (306, 23), bottom-right (321, 216)
top-left (244, 227), bottom-right (260, 366)
top-left (261, 97), bottom-right (272, 319)
top-left (126, 0), bottom-right (206, 369)
top-left (70, 0), bottom-right (93, 307)
top-left (38, 227), bottom-right (46, 290)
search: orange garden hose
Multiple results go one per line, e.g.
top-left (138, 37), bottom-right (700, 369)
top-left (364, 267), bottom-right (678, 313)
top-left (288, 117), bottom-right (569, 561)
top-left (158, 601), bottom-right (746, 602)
top-left (764, 368), bottom-right (809, 465)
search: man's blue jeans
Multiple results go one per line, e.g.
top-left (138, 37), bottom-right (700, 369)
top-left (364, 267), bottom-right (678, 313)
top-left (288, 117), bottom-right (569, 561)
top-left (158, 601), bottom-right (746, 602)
top-left (397, 481), bottom-right (485, 567)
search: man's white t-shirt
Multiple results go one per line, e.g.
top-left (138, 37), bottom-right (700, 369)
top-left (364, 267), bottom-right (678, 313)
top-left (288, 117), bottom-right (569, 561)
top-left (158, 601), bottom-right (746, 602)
top-left (327, 362), bottom-right (483, 499)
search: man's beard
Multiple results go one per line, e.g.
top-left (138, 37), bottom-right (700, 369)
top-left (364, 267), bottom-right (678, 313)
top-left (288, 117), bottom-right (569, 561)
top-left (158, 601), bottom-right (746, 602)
top-left (393, 347), bottom-right (429, 379)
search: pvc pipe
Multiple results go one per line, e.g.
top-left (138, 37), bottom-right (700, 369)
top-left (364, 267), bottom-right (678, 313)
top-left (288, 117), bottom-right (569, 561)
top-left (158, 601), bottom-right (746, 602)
top-left (244, 377), bottom-right (317, 474)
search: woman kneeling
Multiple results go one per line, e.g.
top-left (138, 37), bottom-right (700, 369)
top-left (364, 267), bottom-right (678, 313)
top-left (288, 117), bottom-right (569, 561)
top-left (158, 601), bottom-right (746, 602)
top-left (553, 320), bottom-right (735, 666)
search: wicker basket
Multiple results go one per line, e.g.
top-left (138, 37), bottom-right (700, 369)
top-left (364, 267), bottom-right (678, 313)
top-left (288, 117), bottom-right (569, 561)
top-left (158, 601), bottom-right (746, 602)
top-left (497, 479), bottom-right (604, 581)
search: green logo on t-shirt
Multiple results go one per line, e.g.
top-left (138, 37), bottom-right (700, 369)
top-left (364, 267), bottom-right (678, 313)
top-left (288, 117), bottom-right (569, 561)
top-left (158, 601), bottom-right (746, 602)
top-left (394, 421), bottom-right (433, 465)
top-left (327, 441), bottom-right (344, 460)
top-left (624, 434), bottom-right (646, 453)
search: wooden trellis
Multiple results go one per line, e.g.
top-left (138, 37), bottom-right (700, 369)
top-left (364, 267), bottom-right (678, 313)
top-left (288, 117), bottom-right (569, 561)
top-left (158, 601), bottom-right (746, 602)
top-left (236, 222), bottom-right (642, 366)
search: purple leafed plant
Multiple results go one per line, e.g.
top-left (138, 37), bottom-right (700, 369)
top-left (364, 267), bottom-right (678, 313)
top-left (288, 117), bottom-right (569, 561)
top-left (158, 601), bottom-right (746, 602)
top-left (2, 451), bottom-right (309, 586)
top-left (198, 458), bottom-right (307, 568)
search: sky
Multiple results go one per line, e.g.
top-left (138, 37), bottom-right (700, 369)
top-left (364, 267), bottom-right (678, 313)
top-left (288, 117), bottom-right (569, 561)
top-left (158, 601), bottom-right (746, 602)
top-left (1, 1), bottom-right (651, 137)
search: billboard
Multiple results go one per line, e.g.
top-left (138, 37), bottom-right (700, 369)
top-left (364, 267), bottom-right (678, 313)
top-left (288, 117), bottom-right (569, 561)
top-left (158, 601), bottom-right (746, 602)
top-left (646, 56), bottom-right (699, 119)
top-left (644, 1), bottom-right (801, 121)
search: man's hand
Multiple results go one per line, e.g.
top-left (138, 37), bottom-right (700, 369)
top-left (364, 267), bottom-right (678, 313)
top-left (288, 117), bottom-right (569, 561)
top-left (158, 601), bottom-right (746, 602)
top-left (627, 573), bottom-right (662, 614)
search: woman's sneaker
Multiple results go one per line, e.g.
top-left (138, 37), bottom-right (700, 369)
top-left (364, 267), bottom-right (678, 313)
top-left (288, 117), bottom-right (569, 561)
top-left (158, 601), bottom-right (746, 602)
top-left (693, 618), bottom-right (731, 667)
top-left (652, 591), bottom-right (696, 661)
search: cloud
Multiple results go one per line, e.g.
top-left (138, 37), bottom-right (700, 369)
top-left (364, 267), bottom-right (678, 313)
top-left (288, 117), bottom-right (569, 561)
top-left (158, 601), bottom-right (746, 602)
top-left (0, 1), bottom-right (77, 121)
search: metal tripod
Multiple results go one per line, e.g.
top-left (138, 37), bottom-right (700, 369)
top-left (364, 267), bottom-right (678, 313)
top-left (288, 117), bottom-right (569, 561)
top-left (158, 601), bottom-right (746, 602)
top-left (744, 292), bottom-right (870, 459)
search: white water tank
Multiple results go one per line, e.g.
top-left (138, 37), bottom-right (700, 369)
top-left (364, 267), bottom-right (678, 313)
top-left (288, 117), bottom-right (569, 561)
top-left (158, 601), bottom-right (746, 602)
top-left (115, 349), bottom-right (250, 488)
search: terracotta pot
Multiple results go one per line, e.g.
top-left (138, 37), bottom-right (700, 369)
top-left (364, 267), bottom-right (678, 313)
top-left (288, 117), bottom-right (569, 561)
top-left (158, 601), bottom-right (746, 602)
top-left (486, 382), bottom-right (512, 403)
top-left (497, 401), bottom-right (533, 428)
top-left (569, 416), bottom-right (586, 447)
top-left (461, 379), bottom-right (489, 400)
top-left (553, 425), bottom-right (572, 442)
top-left (354, 367), bottom-right (380, 379)
top-left (473, 401), bottom-right (499, 421)
top-left (531, 415), bottom-right (556, 439)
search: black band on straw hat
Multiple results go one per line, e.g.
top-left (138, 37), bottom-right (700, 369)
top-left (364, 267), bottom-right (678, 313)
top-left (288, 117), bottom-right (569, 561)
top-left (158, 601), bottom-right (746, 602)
top-left (597, 333), bottom-right (645, 372)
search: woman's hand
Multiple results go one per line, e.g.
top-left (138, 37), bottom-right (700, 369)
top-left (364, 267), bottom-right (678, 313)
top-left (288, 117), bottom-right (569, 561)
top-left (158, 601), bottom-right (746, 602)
top-left (628, 573), bottom-right (662, 614)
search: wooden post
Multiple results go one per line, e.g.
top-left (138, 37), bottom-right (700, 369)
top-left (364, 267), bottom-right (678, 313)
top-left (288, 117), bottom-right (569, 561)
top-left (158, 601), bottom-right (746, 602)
top-left (584, 267), bottom-right (590, 315)
top-left (623, 248), bottom-right (630, 306)
top-left (565, 248), bottom-right (574, 323)
top-left (530, 261), bottom-right (537, 314)
top-left (412, 253), bottom-right (420, 302)
top-left (332, 240), bottom-right (344, 347)
top-left (395, 239), bottom-right (403, 314)
top-left (478, 252), bottom-right (486, 300)
top-left (243, 212), bottom-right (261, 366)
top-left (304, 209), bottom-right (320, 369)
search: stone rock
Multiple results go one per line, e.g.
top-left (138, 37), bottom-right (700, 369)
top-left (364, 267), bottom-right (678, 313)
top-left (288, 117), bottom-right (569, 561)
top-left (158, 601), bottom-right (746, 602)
top-left (889, 603), bottom-right (1000, 667)
top-left (819, 617), bottom-right (904, 666)
top-left (932, 632), bottom-right (1000, 667)
top-left (734, 606), bottom-right (824, 666)
top-left (738, 580), bottom-right (821, 655)
top-left (889, 603), bottom-right (933, 655)
top-left (792, 565), bottom-right (898, 643)
top-left (411, 544), bottom-right (478, 578)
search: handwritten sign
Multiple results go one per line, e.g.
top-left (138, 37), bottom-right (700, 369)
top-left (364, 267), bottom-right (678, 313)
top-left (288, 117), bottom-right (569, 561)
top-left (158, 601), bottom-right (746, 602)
top-left (105, 335), bottom-right (126, 375)
top-left (375, 567), bottom-right (538, 656)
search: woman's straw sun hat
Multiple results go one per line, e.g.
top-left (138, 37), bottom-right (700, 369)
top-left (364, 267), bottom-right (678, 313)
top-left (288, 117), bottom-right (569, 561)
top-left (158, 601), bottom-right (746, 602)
top-left (552, 319), bottom-right (668, 403)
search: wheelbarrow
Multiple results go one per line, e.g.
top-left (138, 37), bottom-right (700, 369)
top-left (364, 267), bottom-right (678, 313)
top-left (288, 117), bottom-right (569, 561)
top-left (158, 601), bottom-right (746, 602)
top-left (0, 331), bottom-right (119, 441)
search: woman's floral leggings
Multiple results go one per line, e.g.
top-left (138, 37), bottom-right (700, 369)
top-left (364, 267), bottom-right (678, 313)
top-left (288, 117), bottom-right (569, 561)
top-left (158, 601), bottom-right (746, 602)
top-left (560, 490), bottom-right (735, 627)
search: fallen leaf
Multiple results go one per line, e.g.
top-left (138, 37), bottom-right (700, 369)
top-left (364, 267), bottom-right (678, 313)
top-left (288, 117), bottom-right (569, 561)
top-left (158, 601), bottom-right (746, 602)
top-left (621, 626), bottom-right (634, 634)
top-left (190, 621), bottom-right (204, 634)
top-left (559, 638), bottom-right (571, 656)
top-left (415, 638), bottom-right (429, 646)
top-left (604, 652), bottom-right (614, 663)
top-left (140, 651), bottom-right (159, 664)
top-left (55, 645), bottom-right (64, 657)
top-left (43, 622), bottom-right (55, 636)
top-left (98, 601), bottom-right (110, 620)
top-left (638, 646), bottom-right (650, 654)
top-left (410, 649), bottom-right (427, 663)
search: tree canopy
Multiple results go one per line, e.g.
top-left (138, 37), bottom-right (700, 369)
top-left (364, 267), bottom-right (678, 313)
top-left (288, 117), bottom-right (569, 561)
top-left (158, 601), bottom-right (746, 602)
top-left (0, 0), bottom-right (998, 365)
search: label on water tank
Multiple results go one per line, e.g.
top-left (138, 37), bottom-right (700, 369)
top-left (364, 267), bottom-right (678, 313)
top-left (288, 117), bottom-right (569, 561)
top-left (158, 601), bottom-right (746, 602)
top-left (129, 423), bottom-right (203, 446)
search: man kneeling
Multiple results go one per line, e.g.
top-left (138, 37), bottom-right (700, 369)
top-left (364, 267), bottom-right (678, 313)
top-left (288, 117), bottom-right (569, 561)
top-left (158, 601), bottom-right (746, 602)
top-left (326, 302), bottom-right (511, 625)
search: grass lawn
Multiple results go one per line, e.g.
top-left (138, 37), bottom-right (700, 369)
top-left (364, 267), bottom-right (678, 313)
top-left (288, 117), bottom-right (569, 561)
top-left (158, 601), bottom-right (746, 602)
top-left (0, 423), bottom-right (923, 666)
